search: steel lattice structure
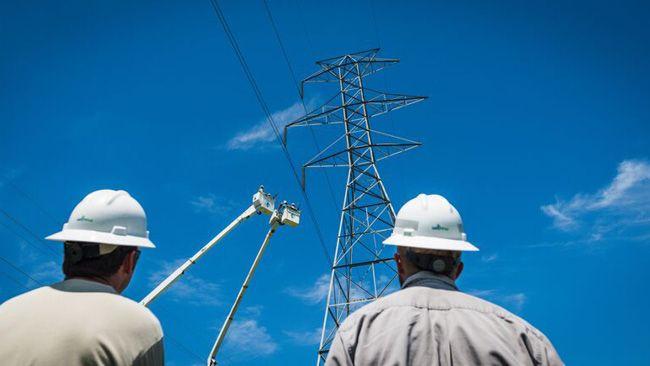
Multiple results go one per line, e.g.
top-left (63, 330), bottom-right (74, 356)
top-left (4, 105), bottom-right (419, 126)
top-left (285, 49), bottom-right (426, 364)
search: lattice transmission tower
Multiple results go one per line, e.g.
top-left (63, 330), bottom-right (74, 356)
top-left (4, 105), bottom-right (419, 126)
top-left (284, 49), bottom-right (426, 364)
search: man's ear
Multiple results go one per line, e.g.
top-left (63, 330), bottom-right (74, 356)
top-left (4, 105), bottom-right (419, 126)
top-left (394, 252), bottom-right (404, 275)
top-left (453, 261), bottom-right (464, 280)
top-left (122, 251), bottom-right (138, 275)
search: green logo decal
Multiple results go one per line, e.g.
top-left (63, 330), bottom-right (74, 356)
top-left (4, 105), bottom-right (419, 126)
top-left (77, 215), bottom-right (93, 223)
top-left (431, 224), bottom-right (448, 231)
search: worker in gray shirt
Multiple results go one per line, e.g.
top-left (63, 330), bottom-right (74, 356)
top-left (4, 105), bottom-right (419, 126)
top-left (0, 189), bottom-right (164, 365)
top-left (326, 194), bottom-right (562, 366)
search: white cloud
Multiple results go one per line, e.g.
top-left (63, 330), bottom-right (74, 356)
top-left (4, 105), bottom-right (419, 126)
top-left (283, 327), bottom-right (322, 346)
top-left (147, 259), bottom-right (222, 306)
top-left (541, 159), bottom-right (650, 236)
top-left (225, 101), bottom-right (306, 151)
top-left (189, 194), bottom-right (236, 215)
top-left (14, 240), bottom-right (61, 286)
top-left (211, 305), bottom-right (277, 362)
top-left (241, 305), bottom-right (263, 318)
top-left (225, 319), bottom-right (277, 357)
top-left (375, 273), bottom-right (400, 296)
top-left (284, 274), bottom-right (330, 305)
top-left (468, 289), bottom-right (527, 312)
top-left (501, 293), bottom-right (527, 310)
top-left (480, 253), bottom-right (498, 263)
top-left (467, 289), bottom-right (496, 297)
top-left (31, 260), bottom-right (62, 284)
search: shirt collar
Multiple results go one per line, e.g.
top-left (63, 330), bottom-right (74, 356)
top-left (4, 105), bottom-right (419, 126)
top-left (401, 270), bottom-right (458, 291)
top-left (52, 278), bottom-right (117, 294)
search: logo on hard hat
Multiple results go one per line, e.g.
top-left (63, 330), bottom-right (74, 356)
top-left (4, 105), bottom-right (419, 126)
top-left (77, 215), bottom-right (94, 223)
top-left (431, 224), bottom-right (448, 231)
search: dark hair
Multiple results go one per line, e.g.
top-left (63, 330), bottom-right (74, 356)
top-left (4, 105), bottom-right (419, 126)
top-left (63, 243), bottom-right (137, 278)
top-left (403, 248), bottom-right (461, 276)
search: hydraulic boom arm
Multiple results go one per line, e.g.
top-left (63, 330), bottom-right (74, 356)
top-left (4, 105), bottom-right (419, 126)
top-left (207, 202), bottom-right (301, 366)
top-left (141, 187), bottom-right (275, 307)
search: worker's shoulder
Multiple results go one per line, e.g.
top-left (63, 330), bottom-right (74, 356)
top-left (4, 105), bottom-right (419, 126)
top-left (5, 284), bottom-right (161, 328)
top-left (340, 287), bottom-right (549, 342)
top-left (0, 285), bottom-right (49, 309)
top-left (101, 293), bottom-right (162, 330)
top-left (342, 286), bottom-right (505, 318)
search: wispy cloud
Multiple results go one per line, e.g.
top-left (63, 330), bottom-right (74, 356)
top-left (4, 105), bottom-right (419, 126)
top-left (14, 240), bottom-right (61, 287)
top-left (31, 260), bottom-right (62, 284)
top-left (241, 305), bottom-right (263, 318)
top-left (284, 274), bottom-right (330, 305)
top-left (226, 319), bottom-right (277, 357)
top-left (283, 327), bottom-right (322, 346)
top-left (0, 168), bottom-right (23, 188)
top-left (189, 194), bottom-right (237, 216)
top-left (147, 259), bottom-right (222, 306)
top-left (468, 289), bottom-right (527, 312)
top-left (481, 253), bottom-right (498, 263)
top-left (225, 101), bottom-right (307, 151)
top-left (223, 306), bottom-right (277, 358)
top-left (541, 159), bottom-right (650, 240)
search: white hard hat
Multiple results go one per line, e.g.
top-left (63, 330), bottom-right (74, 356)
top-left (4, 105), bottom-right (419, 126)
top-left (46, 189), bottom-right (155, 248)
top-left (383, 194), bottom-right (478, 252)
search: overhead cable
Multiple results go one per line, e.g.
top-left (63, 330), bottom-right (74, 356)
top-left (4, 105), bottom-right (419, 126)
top-left (260, 0), bottom-right (340, 214)
top-left (207, 0), bottom-right (333, 266)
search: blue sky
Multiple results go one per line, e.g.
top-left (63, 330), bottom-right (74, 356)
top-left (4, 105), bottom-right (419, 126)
top-left (1, 0), bottom-right (649, 365)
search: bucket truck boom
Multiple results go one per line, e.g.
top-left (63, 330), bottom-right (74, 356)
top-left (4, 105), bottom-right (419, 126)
top-left (207, 201), bottom-right (301, 366)
top-left (140, 186), bottom-right (275, 307)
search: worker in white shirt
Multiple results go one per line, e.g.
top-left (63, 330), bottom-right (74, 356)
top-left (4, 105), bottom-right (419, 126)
top-left (326, 193), bottom-right (563, 366)
top-left (0, 189), bottom-right (164, 366)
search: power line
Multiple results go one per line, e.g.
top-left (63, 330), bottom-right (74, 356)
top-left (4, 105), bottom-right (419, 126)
top-left (261, 0), bottom-right (301, 96)
top-left (0, 221), bottom-right (45, 290)
top-left (367, 0), bottom-right (396, 131)
top-left (260, 0), bottom-right (340, 215)
top-left (0, 267), bottom-right (32, 292)
top-left (5, 181), bottom-right (61, 226)
top-left (207, 0), bottom-right (332, 266)
top-left (293, 0), bottom-right (318, 61)
top-left (0, 208), bottom-right (60, 258)
top-left (0, 212), bottom-right (60, 264)
top-left (167, 335), bottom-right (204, 364)
top-left (0, 254), bottom-right (42, 287)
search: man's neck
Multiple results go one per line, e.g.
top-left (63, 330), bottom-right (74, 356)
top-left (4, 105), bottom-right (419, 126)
top-left (67, 275), bottom-right (119, 292)
top-left (402, 270), bottom-right (458, 291)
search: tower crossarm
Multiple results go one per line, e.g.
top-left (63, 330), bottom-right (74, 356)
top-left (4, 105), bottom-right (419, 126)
top-left (303, 141), bottom-right (420, 169)
top-left (286, 93), bottom-right (426, 129)
top-left (298, 48), bottom-right (400, 97)
top-left (300, 58), bottom-right (399, 96)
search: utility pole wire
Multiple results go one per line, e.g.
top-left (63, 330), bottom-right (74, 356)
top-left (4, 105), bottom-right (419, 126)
top-left (0, 254), bottom-right (43, 287)
top-left (0, 266), bottom-right (32, 292)
top-left (166, 336), bottom-right (205, 364)
top-left (207, 0), bottom-right (333, 267)
top-left (5, 181), bottom-right (61, 226)
top-left (367, 0), bottom-right (396, 131)
top-left (0, 209), bottom-right (60, 260)
top-left (260, 0), bottom-right (340, 215)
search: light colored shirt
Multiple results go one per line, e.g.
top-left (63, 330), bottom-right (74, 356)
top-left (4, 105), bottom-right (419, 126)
top-left (326, 271), bottom-right (563, 366)
top-left (0, 279), bottom-right (164, 366)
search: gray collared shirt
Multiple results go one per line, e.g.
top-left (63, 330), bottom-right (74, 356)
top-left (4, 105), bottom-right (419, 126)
top-left (0, 279), bottom-right (164, 366)
top-left (326, 271), bottom-right (563, 366)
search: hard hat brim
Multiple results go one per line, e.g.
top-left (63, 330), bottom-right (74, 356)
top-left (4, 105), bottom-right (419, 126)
top-left (45, 229), bottom-right (156, 248)
top-left (383, 234), bottom-right (478, 252)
